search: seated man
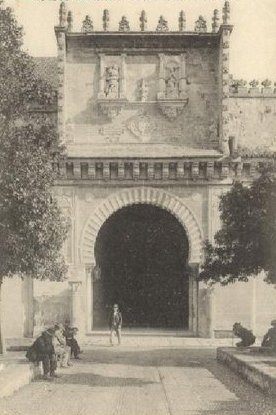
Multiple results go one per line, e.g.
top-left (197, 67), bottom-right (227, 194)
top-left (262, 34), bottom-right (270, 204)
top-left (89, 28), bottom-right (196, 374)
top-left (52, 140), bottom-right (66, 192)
top-left (233, 322), bottom-right (256, 347)
top-left (53, 323), bottom-right (72, 367)
top-left (26, 327), bottom-right (59, 380)
top-left (261, 319), bottom-right (276, 351)
top-left (64, 320), bottom-right (82, 359)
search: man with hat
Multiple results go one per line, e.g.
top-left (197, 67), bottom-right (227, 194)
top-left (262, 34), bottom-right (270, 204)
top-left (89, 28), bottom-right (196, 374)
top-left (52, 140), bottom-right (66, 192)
top-left (109, 304), bottom-right (122, 346)
top-left (262, 319), bottom-right (276, 351)
top-left (53, 323), bottom-right (72, 367)
top-left (28, 327), bottom-right (59, 379)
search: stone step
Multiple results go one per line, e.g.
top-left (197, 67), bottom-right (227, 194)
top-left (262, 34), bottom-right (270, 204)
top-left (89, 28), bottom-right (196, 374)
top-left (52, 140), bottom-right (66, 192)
top-left (217, 347), bottom-right (276, 396)
top-left (0, 362), bottom-right (37, 399)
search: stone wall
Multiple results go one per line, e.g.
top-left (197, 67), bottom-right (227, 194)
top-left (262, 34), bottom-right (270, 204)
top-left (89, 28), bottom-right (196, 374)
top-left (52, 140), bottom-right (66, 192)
top-left (64, 48), bottom-right (219, 150)
top-left (32, 280), bottom-right (71, 337)
top-left (2, 277), bottom-right (25, 338)
top-left (214, 275), bottom-right (276, 338)
top-left (229, 96), bottom-right (276, 155)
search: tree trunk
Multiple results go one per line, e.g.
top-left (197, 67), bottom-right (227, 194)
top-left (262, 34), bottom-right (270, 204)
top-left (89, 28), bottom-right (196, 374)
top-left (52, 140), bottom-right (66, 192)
top-left (0, 277), bottom-right (6, 354)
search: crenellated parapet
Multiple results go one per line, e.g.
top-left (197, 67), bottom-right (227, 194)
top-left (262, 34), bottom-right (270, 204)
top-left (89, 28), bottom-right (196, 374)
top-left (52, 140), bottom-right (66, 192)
top-left (54, 1), bottom-right (231, 34)
top-left (230, 78), bottom-right (276, 96)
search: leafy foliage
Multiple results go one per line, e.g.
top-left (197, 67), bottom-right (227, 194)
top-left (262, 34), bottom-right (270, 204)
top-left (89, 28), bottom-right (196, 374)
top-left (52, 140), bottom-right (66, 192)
top-left (200, 172), bottom-right (276, 285)
top-left (0, 2), bottom-right (67, 281)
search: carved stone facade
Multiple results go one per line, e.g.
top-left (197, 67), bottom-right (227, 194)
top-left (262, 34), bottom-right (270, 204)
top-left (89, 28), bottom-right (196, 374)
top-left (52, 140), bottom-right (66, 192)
top-left (2, 1), bottom-right (276, 341)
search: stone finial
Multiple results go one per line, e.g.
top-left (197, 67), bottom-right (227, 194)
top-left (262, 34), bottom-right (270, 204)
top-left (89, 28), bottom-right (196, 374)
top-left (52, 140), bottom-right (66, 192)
top-left (156, 16), bottom-right (169, 32)
top-left (103, 10), bottom-right (109, 32)
top-left (212, 9), bottom-right (219, 33)
top-left (119, 16), bottom-right (130, 32)
top-left (82, 15), bottom-right (93, 33)
top-left (194, 16), bottom-right (207, 33)
top-left (178, 11), bottom-right (186, 32)
top-left (140, 10), bottom-right (147, 32)
top-left (67, 11), bottom-right (73, 32)
top-left (59, 2), bottom-right (67, 27)
top-left (249, 80), bottom-right (259, 88)
top-left (261, 79), bottom-right (272, 88)
top-left (222, 1), bottom-right (230, 24)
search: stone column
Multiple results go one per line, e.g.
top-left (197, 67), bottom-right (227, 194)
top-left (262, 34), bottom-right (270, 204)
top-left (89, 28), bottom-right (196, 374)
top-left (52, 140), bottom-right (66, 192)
top-left (69, 281), bottom-right (82, 329)
top-left (22, 276), bottom-right (34, 338)
top-left (207, 285), bottom-right (216, 338)
top-left (251, 279), bottom-right (257, 333)
top-left (189, 264), bottom-right (199, 335)
top-left (85, 265), bottom-right (93, 332)
top-left (0, 278), bottom-right (6, 354)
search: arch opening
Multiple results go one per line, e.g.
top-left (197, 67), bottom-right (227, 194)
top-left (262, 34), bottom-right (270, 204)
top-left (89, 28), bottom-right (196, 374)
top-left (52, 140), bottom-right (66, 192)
top-left (93, 204), bottom-right (190, 329)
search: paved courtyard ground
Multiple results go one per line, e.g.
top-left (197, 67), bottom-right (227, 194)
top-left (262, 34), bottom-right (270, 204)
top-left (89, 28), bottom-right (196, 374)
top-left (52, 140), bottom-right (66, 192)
top-left (0, 342), bottom-right (276, 415)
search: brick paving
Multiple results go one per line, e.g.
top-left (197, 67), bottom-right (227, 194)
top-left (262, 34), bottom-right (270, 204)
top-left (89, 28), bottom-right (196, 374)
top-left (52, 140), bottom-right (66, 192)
top-left (0, 340), bottom-right (276, 415)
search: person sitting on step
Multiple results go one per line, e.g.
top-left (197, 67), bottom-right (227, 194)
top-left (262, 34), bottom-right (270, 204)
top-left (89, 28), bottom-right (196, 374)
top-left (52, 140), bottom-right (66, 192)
top-left (233, 322), bottom-right (256, 348)
top-left (261, 319), bottom-right (276, 352)
top-left (26, 327), bottom-right (60, 380)
top-left (64, 320), bottom-right (83, 359)
top-left (53, 323), bottom-right (72, 367)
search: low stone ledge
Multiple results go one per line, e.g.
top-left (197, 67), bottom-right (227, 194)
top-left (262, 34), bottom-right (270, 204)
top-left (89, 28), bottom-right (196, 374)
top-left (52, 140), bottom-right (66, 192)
top-left (217, 347), bottom-right (276, 396)
top-left (0, 360), bottom-right (39, 399)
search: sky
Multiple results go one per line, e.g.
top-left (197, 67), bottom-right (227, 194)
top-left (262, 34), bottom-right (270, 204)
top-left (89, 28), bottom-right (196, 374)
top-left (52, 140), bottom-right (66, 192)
top-left (4, 0), bottom-right (276, 81)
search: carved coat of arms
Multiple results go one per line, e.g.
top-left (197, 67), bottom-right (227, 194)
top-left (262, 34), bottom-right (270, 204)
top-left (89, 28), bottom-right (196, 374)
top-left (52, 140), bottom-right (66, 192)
top-left (127, 114), bottom-right (156, 142)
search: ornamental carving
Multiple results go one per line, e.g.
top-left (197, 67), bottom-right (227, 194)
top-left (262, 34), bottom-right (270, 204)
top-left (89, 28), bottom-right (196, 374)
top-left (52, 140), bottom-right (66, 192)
top-left (82, 15), bottom-right (93, 32)
top-left (194, 16), bottom-right (207, 33)
top-left (140, 11), bottom-right (147, 31)
top-left (158, 101), bottom-right (187, 120)
top-left (119, 16), bottom-right (130, 32)
top-left (157, 56), bottom-right (188, 119)
top-left (98, 99), bottom-right (127, 120)
top-left (138, 79), bottom-right (149, 102)
top-left (127, 114), bottom-right (156, 142)
top-left (104, 65), bottom-right (120, 98)
top-left (156, 16), bottom-right (169, 32)
top-left (103, 10), bottom-right (109, 31)
top-left (165, 67), bottom-right (179, 99)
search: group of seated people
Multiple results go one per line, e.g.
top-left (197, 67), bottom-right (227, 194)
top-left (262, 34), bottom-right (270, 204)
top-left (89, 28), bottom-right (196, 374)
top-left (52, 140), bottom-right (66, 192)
top-left (233, 319), bottom-right (276, 350)
top-left (26, 320), bottom-right (82, 380)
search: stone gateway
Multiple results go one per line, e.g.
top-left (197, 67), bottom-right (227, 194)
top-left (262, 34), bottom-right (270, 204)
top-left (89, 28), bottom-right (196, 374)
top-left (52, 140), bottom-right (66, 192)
top-left (2, 2), bottom-right (276, 340)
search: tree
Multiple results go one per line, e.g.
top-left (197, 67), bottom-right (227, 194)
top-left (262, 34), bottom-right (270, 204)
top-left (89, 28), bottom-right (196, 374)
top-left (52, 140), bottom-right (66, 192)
top-left (199, 171), bottom-right (276, 286)
top-left (0, 2), bottom-right (68, 353)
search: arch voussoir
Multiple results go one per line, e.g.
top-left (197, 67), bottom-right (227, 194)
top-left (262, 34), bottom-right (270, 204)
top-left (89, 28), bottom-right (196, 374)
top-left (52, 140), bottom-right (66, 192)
top-left (80, 187), bottom-right (203, 265)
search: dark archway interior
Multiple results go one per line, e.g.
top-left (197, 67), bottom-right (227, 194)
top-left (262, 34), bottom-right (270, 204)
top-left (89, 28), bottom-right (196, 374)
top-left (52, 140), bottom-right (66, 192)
top-left (94, 204), bottom-right (190, 329)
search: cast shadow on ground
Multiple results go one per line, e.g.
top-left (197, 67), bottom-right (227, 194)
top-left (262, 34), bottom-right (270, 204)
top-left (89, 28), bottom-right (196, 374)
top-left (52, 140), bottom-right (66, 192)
top-left (80, 347), bottom-right (208, 367)
top-left (53, 372), bottom-right (156, 388)
top-left (78, 348), bottom-right (276, 412)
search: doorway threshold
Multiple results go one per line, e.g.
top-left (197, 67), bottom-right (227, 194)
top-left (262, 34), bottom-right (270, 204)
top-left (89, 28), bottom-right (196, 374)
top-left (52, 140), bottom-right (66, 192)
top-left (86, 328), bottom-right (195, 338)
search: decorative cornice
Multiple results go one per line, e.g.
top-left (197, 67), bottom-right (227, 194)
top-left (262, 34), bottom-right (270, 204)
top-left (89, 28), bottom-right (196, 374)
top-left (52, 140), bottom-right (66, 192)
top-left (54, 157), bottom-right (272, 183)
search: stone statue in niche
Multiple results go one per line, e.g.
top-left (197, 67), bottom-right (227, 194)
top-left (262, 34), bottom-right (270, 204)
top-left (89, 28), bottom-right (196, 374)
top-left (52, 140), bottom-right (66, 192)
top-left (139, 79), bottom-right (148, 102)
top-left (166, 67), bottom-right (179, 98)
top-left (104, 65), bottom-right (119, 98)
